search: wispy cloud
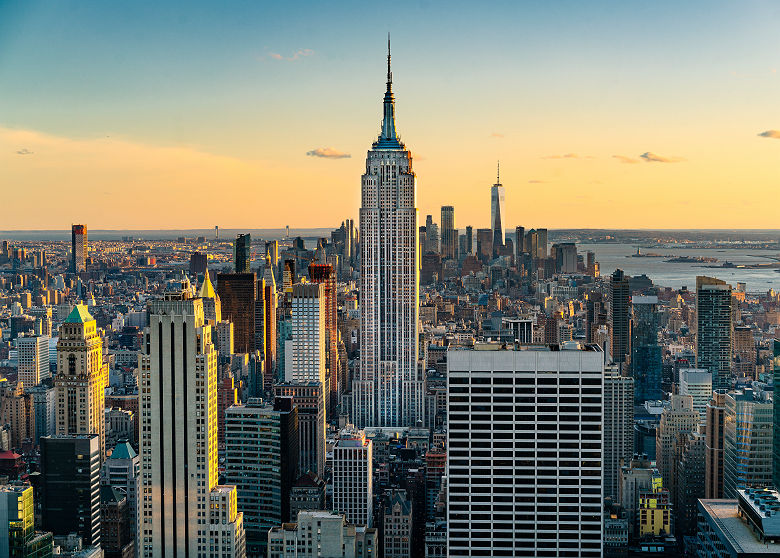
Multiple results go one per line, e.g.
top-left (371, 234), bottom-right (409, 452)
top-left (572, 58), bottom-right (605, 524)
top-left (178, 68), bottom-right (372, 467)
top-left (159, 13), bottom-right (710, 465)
top-left (268, 48), bottom-right (314, 61)
top-left (612, 155), bottom-right (640, 164)
top-left (758, 130), bottom-right (780, 139)
top-left (306, 147), bottom-right (351, 159)
top-left (490, 132), bottom-right (504, 138)
top-left (16, 148), bottom-right (33, 155)
top-left (640, 151), bottom-right (685, 163)
top-left (542, 153), bottom-right (580, 159)
top-left (528, 179), bottom-right (547, 183)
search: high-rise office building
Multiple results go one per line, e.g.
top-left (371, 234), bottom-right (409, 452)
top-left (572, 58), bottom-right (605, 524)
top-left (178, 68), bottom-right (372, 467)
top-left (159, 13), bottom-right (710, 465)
top-left (101, 440), bottom-right (140, 555)
top-left (286, 284), bottom-right (326, 388)
top-left (265, 240), bottom-right (279, 269)
top-left (17, 336), bottom-right (49, 387)
top-left (217, 272), bottom-right (256, 354)
top-left (41, 434), bottom-right (101, 546)
top-left (696, 276), bottom-right (733, 391)
top-left (234, 233), bottom-right (251, 273)
top-left (475, 228), bottom-right (492, 262)
top-left (308, 264), bottom-right (338, 415)
top-left (679, 368), bottom-right (712, 422)
top-left (610, 269), bottom-right (631, 365)
top-left (424, 215), bottom-right (439, 254)
top-left (514, 226), bottom-right (525, 259)
top-left (447, 344), bottom-right (604, 557)
top-left (267, 510), bottom-right (377, 558)
top-left (674, 431), bottom-right (706, 539)
top-left (440, 206), bottom-right (456, 260)
top-left (274, 382), bottom-right (325, 477)
top-left (604, 367), bottom-right (634, 501)
top-left (773, 341), bottom-right (780, 489)
top-left (465, 226), bottom-right (474, 256)
top-left (333, 426), bottom-right (373, 527)
top-left (55, 305), bottom-right (108, 459)
top-left (354, 42), bottom-right (423, 428)
top-left (0, 483), bottom-right (53, 557)
top-left (383, 490), bottom-right (412, 558)
top-left (138, 287), bottom-right (245, 557)
top-left (224, 398), bottom-right (298, 556)
top-left (655, 394), bottom-right (698, 506)
top-left (631, 295), bottom-right (662, 402)
top-left (619, 456), bottom-right (661, 540)
top-left (28, 385), bottom-right (55, 444)
top-left (536, 228), bottom-right (548, 259)
top-left (71, 224), bottom-right (87, 273)
top-left (490, 165), bottom-right (505, 254)
top-left (723, 388), bottom-right (773, 498)
top-left (705, 390), bottom-right (727, 499)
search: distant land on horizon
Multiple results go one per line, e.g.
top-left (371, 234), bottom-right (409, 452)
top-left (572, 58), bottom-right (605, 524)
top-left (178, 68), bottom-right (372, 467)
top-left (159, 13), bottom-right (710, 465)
top-left (1, 228), bottom-right (779, 242)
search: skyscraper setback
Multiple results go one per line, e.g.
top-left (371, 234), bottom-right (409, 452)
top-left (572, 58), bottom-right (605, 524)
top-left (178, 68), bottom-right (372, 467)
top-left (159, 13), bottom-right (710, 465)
top-left (354, 40), bottom-right (423, 428)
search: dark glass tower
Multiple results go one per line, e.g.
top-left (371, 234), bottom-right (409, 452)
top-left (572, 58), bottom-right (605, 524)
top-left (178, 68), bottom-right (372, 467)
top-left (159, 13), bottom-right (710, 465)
top-left (696, 276), bottom-right (733, 391)
top-left (610, 269), bottom-right (631, 364)
top-left (234, 233), bottom-right (251, 273)
top-left (631, 296), bottom-right (663, 402)
top-left (772, 340), bottom-right (780, 488)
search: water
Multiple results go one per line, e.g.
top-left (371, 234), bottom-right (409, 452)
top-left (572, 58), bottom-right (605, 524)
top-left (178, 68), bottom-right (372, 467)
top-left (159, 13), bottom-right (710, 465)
top-left (579, 243), bottom-right (780, 292)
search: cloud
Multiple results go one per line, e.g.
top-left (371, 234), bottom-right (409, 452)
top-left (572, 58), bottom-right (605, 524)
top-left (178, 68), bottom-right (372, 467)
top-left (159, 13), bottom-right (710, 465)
top-left (640, 152), bottom-right (685, 163)
top-left (758, 130), bottom-right (780, 139)
top-left (268, 48), bottom-right (314, 61)
top-left (612, 155), bottom-right (640, 164)
top-left (16, 148), bottom-right (33, 155)
top-left (527, 179), bottom-right (547, 183)
top-left (490, 132), bottom-right (504, 138)
top-left (306, 147), bottom-right (351, 159)
top-left (542, 153), bottom-right (580, 159)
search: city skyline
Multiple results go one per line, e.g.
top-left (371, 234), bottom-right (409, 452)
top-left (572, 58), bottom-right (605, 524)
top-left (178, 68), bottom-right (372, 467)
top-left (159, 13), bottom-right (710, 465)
top-left (3, 1), bottom-right (780, 229)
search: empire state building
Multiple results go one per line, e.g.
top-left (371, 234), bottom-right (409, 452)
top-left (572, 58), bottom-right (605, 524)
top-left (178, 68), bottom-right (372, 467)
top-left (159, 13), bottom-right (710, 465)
top-left (354, 40), bottom-right (423, 427)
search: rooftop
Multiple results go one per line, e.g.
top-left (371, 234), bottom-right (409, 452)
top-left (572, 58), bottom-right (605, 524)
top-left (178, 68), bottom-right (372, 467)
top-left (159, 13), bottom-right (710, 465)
top-left (699, 498), bottom-right (780, 553)
top-left (64, 304), bottom-right (93, 324)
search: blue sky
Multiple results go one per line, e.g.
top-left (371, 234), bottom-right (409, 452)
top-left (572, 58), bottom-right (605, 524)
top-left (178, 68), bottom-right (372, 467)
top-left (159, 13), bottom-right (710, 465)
top-left (1, 1), bottom-right (779, 228)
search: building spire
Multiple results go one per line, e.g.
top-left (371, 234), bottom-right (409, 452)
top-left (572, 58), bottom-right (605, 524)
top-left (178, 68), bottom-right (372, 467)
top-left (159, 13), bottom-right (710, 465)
top-left (376, 33), bottom-right (400, 147)
top-left (496, 161), bottom-right (500, 185)
top-left (387, 33), bottom-right (392, 91)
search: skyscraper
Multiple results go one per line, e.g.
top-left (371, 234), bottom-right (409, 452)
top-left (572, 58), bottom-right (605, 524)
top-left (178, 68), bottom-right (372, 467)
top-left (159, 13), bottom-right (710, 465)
top-left (447, 344), bottom-right (604, 556)
top-left (287, 283), bottom-right (326, 388)
top-left (234, 233), bottom-right (251, 273)
top-left (630, 295), bottom-right (662, 402)
top-left (309, 263), bottom-right (339, 415)
top-left (655, 394), bottom-right (698, 506)
top-left (41, 434), bottom-right (101, 546)
top-left (0, 483), bottom-right (53, 557)
top-left (465, 225), bottom-right (474, 256)
top-left (138, 285), bottom-right (245, 557)
top-left (216, 272), bottom-right (256, 354)
top-left (354, 41), bottom-right (423, 428)
top-left (705, 390), bottom-right (727, 499)
top-left (71, 224), bottom-right (87, 273)
top-left (723, 389), bottom-right (773, 498)
top-left (773, 341), bottom-right (780, 489)
top-left (274, 382), bottom-right (326, 477)
top-left (55, 305), bottom-right (108, 459)
top-left (610, 269), bottom-right (631, 365)
top-left (17, 335), bottom-right (49, 388)
top-left (604, 367), bottom-right (634, 501)
top-left (101, 440), bottom-right (140, 555)
top-left (224, 398), bottom-right (298, 556)
top-left (697, 276), bottom-right (733, 391)
top-left (490, 164), bottom-right (505, 255)
top-left (333, 427), bottom-right (373, 527)
top-left (440, 206), bottom-right (456, 260)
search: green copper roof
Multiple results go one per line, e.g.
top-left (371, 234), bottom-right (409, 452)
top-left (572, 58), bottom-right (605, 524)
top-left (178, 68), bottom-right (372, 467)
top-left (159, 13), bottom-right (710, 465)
top-left (64, 304), bottom-right (93, 324)
top-left (108, 441), bottom-right (137, 460)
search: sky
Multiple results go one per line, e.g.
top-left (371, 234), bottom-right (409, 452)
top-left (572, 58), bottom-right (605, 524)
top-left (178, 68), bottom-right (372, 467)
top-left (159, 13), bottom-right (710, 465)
top-left (1, 0), bottom-right (780, 230)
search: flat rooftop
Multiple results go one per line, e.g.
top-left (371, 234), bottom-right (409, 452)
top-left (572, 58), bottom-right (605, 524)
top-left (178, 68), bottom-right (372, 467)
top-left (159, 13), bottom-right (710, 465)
top-left (699, 499), bottom-right (780, 554)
